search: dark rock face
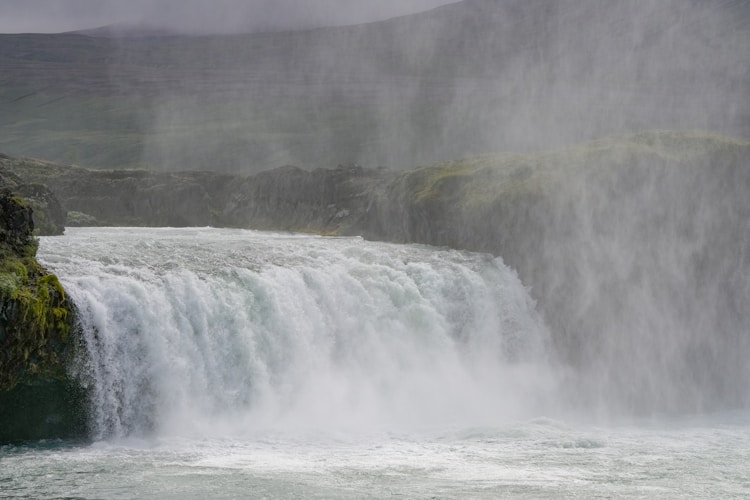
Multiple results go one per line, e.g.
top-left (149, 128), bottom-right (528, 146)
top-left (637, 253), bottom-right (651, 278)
top-left (0, 163), bottom-right (66, 236)
top-left (0, 189), bottom-right (35, 250)
top-left (2, 158), bottom-right (238, 227)
top-left (0, 187), bottom-right (84, 443)
top-left (221, 164), bottom-right (389, 233)
top-left (0, 378), bottom-right (87, 443)
top-left (13, 184), bottom-right (66, 236)
top-left (2, 157), bottom-right (391, 233)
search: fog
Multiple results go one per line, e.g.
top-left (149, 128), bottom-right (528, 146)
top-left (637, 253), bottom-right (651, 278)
top-left (112, 0), bottom-right (747, 172)
top-left (0, 0), bottom-right (457, 34)
top-left (1, 1), bottom-right (746, 171)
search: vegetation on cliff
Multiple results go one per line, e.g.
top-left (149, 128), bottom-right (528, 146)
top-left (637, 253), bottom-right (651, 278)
top-left (0, 188), bottom-right (84, 442)
top-left (368, 130), bottom-right (750, 247)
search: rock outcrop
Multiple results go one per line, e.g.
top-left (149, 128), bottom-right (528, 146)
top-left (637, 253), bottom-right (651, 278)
top-left (0, 157), bottom-right (237, 228)
top-left (221, 164), bottom-right (389, 234)
top-left (0, 157), bottom-right (66, 235)
top-left (1, 156), bottom-right (391, 232)
top-left (0, 187), bottom-right (85, 443)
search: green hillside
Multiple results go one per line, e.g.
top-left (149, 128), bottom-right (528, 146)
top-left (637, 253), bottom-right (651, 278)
top-left (1, 0), bottom-right (747, 172)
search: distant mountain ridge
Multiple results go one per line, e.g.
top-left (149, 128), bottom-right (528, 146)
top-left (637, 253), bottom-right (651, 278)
top-left (0, 0), bottom-right (747, 171)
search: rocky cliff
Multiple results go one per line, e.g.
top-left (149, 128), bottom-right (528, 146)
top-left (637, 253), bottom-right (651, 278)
top-left (0, 186), bottom-right (85, 443)
top-left (0, 156), bottom-right (237, 228)
top-left (0, 154), bottom-right (66, 235)
top-left (2, 155), bottom-right (390, 233)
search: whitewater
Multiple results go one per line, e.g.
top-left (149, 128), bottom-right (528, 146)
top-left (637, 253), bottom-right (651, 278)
top-left (2, 227), bottom-right (749, 498)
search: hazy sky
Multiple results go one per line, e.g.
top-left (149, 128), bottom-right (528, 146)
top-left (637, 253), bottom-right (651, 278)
top-left (0, 0), bottom-right (459, 34)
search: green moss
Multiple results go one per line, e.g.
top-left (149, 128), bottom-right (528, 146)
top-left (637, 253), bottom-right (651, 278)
top-left (1, 267), bottom-right (73, 386)
top-left (372, 130), bottom-right (750, 253)
top-left (10, 195), bottom-right (28, 208)
top-left (394, 151), bottom-right (542, 216)
top-left (407, 161), bottom-right (478, 202)
top-left (0, 257), bottom-right (28, 280)
top-left (66, 211), bottom-right (98, 226)
top-left (0, 212), bottom-right (82, 442)
top-left (0, 192), bottom-right (75, 392)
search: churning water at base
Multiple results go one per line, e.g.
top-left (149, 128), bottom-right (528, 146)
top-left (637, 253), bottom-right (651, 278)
top-left (2, 227), bottom-right (748, 498)
top-left (3, 414), bottom-right (750, 498)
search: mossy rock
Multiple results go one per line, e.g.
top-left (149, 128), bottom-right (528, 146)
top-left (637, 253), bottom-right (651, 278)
top-left (0, 251), bottom-right (75, 391)
top-left (0, 190), bottom-right (83, 442)
top-left (66, 210), bottom-right (99, 227)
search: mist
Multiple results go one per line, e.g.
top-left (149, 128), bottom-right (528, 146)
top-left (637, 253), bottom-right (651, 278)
top-left (1, 1), bottom-right (746, 172)
top-left (4, 2), bottom-right (750, 496)
top-left (114, 0), bottom-right (748, 172)
top-left (0, 0), bottom-right (458, 34)
top-left (1, 0), bottom-right (749, 416)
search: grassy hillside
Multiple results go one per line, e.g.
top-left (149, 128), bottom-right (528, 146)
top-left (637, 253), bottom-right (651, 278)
top-left (1, 0), bottom-right (747, 172)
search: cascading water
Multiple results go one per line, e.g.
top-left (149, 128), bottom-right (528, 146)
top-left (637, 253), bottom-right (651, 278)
top-left (2, 226), bottom-right (744, 498)
top-left (40, 227), bottom-right (556, 440)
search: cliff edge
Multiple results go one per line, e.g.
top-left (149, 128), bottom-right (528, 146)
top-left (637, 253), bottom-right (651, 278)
top-left (0, 188), bottom-right (85, 443)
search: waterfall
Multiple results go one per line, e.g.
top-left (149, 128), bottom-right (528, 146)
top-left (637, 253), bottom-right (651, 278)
top-left (40, 228), bottom-right (555, 439)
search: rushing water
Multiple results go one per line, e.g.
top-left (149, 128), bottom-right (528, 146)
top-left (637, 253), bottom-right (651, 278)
top-left (1, 227), bottom-right (748, 498)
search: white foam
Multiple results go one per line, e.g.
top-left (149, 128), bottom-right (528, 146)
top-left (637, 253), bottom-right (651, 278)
top-left (40, 227), bottom-right (556, 440)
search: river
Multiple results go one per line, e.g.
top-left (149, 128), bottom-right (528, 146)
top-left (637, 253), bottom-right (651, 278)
top-left (1, 227), bottom-right (747, 498)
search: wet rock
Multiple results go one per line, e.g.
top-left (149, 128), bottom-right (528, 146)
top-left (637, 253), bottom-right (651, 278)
top-left (0, 187), bottom-right (83, 443)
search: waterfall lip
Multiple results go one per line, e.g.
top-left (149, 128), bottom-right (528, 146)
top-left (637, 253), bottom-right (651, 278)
top-left (39, 227), bottom-right (553, 440)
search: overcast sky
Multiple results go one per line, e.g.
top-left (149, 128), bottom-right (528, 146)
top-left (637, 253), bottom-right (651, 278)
top-left (0, 0), bottom-right (459, 34)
